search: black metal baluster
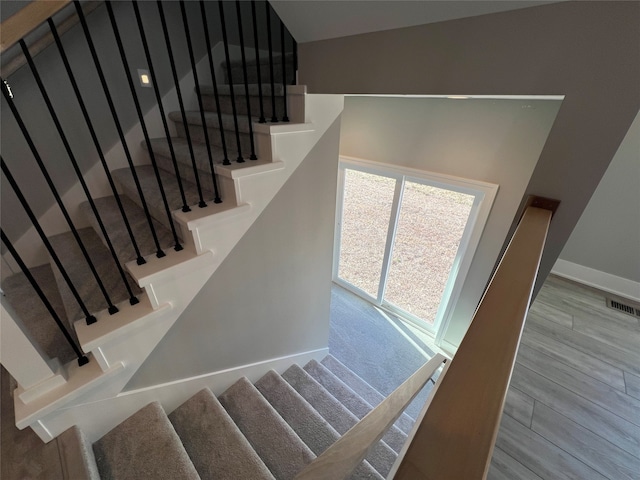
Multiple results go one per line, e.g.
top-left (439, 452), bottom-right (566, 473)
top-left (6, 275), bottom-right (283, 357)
top-left (75, 0), bottom-right (166, 259)
top-left (236, 1), bottom-right (258, 159)
top-left (20, 40), bottom-right (138, 307)
top-left (180, 0), bottom-right (221, 203)
top-left (48, 19), bottom-right (145, 267)
top-left (1, 231), bottom-right (90, 367)
top-left (1, 158), bottom-right (97, 325)
top-left (292, 36), bottom-right (298, 86)
top-left (200, 0), bottom-right (230, 167)
top-left (251, 0), bottom-right (266, 124)
top-left (265, 2), bottom-right (277, 122)
top-left (280, 20), bottom-right (289, 122)
top-left (2, 78), bottom-right (119, 316)
top-left (105, 1), bottom-right (182, 253)
top-left (219, 0), bottom-right (245, 163)
top-left (157, 1), bottom-right (207, 207)
top-left (132, 2), bottom-right (190, 214)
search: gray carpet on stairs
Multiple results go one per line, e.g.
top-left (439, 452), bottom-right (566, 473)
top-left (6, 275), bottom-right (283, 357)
top-left (169, 388), bottom-right (274, 480)
top-left (171, 111), bottom-right (255, 154)
top-left (57, 426), bottom-right (100, 480)
top-left (111, 165), bottom-right (216, 230)
top-left (49, 227), bottom-right (141, 322)
top-left (146, 137), bottom-right (226, 176)
top-left (218, 376), bottom-right (315, 480)
top-left (282, 364), bottom-right (397, 477)
top-left (255, 370), bottom-right (384, 480)
top-left (305, 359), bottom-right (408, 453)
top-left (80, 195), bottom-right (175, 264)
top-left (328, 284), bottom-right (436, 419)
top-left (1, 57), bottom-right (440, 477)
top-left (1, 264), bottom-right (78, 364)
top-left (201, 84), bottom-right (286, 119)
top-left (322, 354), bottom-right (415, 436)
top-left (93, 402), bottom-right (199, 480)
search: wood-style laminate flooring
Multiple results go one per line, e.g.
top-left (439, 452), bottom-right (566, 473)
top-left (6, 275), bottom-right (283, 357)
top-left (488, 275), bottom-right (640, 480)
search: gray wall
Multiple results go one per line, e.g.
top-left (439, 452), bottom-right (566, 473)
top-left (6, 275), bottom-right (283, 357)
top-left (340, 96), bottom-right (561, 346)
top-left (270, 0), bottom-right (557, 43)
top-left (298, 1), bottom-right (640, 313)
top-left (559, 112), bottom-right (640, 283)
top-left (126, 117), bottom-right (341, 389)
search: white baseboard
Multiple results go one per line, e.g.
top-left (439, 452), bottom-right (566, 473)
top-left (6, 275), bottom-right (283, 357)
top-left (552, 259), bottom-right (640, 302)
top-left (41, 348), bottom-right (328, 443)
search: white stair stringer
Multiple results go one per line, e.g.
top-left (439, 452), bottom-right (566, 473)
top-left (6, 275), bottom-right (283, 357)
top-left (13, 92), bottom-right (344, 443)
top-left (175, 94), bottom-right (344, 259)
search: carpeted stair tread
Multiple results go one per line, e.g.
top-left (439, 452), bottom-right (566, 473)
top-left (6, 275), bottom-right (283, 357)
top-left (282, 364), bottom-right (397, 477)
top-left (218, 377), bottom-right (315, 480)
top-left (304, 359), bottom-right (408, 453)
top-left (58, 426), bottom-right (100, 480)
top-left (1, 264), bottom-right (77, 364)
top-left (93, 401), bottom-right (200, 480)
top-left (169, 388), bottom-right (275, 480)
top-left (111, 165), bottom-right (219, 230)
top-left (48, 228), bottom-right (141, 322)
top-left (200, 83), bottom-right (287, 119)
top-left (255, 370), bottom-right (383, 480)
top-left (79, 195), bottom-right (174, 265)
top-left (171, 111), bottom-right (258, 158)
top-left (322, 354), bottom-right (415, 435)
top-left (169, 110), bottom-right (257, 135)
top-left (145, 137), bottom-right (236, 177)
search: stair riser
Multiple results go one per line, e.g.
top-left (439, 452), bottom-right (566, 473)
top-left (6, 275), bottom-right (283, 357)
top-left (175, 123), bottom-right (254, 157)
top-left (203, 93), bottom-right (286, 119)
top-left (114, 177), bottom-right (173, 234)
top-left (48, 229), bottom-right (142, 323)
top-left (154, 153), bottom-right (237, 204)
top-left (80, 196), bottom-right (176, 266)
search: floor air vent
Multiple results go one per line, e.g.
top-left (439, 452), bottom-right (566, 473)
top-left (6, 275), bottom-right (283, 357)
top-left (606, 297), bottom-right (640, 318)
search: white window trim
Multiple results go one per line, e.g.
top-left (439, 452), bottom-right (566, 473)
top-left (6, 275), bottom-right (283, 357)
top-left (333, 155), bottom-right (499, 346)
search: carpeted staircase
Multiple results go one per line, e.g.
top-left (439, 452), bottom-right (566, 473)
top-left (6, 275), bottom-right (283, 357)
top-left (1, 55), bottom-right (291, 361)
top-left (0, 52), bottom-right (420, 479)
top-left (63, 354), bottom-right (417, 479)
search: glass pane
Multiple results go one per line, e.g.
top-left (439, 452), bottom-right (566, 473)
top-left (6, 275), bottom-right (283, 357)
top-left (338, 169), bottom-right (395, 298)
top-left (384, 181), bottom-right (474, 324)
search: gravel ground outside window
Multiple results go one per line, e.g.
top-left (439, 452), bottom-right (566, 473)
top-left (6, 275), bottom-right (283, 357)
top-left (338, 169), bottom-right (473, 325)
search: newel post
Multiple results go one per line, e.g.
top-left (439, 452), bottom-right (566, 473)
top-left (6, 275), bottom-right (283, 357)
top-left (0, 296), bottom-right (67, 405)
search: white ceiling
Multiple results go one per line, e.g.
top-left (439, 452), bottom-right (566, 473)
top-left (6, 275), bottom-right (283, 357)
top-left (270, 1), bottom-right (560, 43)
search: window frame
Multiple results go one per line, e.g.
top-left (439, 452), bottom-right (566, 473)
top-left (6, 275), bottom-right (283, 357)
top-left (333, 155), bottom-right (498, 344)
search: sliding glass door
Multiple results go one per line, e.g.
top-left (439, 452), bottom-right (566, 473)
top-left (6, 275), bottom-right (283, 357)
top-left (334, 157), bottom-right (496, 338)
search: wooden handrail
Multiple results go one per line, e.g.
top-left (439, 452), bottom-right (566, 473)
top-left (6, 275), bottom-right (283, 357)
top-left (0, 1), bottom-right (70, 54)
top-left (1, 2), bottom-right (102, 78)
top-left (393, 206), bottom-right (553, 479)
top-left (295, 353), bottom-right (447, 480)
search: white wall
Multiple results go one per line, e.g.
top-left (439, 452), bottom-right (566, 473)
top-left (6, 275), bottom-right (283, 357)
top-left (339, 96), bottom-right (562, 347)
top-left (555, 111), bottom-right (640, 298)
top-left (125, 117), bottom-right (342, 389)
